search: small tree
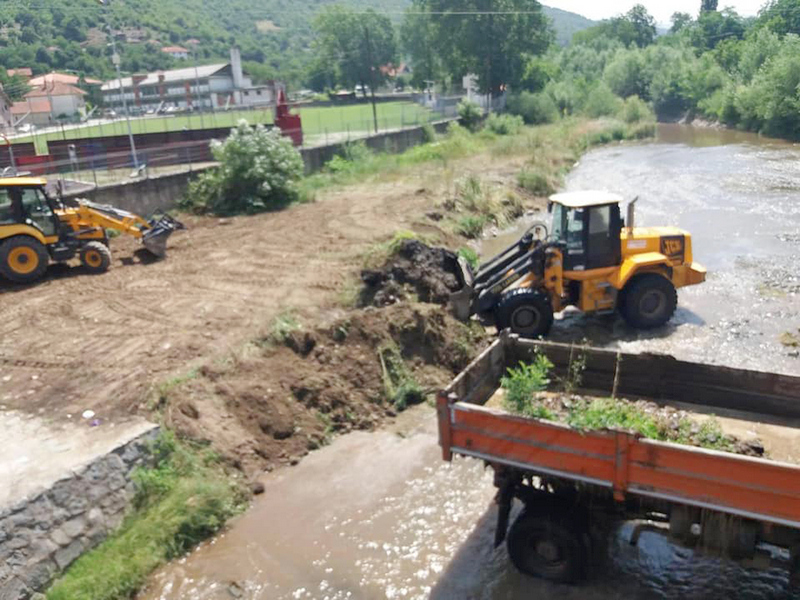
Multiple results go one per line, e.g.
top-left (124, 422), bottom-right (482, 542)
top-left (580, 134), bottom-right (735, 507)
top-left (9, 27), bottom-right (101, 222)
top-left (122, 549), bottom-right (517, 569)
top-left (457, 99), bottom-right (483, 132)
top-left (182, 121), bottom-right (304, 215)
top-left (312, 6), bottom-right (397, 133)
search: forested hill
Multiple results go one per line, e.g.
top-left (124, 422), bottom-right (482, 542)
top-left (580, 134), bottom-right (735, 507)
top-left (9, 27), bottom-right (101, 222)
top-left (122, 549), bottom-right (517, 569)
top-left (542, 6), bottom-right (596, 45)
top-left (0, 0), bottom-right (412, 90)
top-left (0, 0), bottom-right (593, 92)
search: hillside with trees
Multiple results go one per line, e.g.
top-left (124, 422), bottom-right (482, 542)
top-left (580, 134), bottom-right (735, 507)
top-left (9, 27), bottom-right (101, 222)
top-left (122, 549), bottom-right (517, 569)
top-left (498, 1), bottom-right (800, 140)
top-left (0, 0), bottom-right (594, 96)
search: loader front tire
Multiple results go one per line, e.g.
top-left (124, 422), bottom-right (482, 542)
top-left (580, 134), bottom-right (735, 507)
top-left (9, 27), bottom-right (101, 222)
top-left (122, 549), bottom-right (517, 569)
top-left (80, 242), bottom-right (112, 274)
top-left (621, 274), bottom-right (677, 329)
top-left (495, 288), bottom-right (554, 338)
top-left (0, 236), bottom-right (49, 283)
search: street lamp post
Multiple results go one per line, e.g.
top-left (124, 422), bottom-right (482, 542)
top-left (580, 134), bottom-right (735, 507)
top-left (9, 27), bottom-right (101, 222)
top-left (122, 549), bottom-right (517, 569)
top-left (108, 29), bottom-right (139, 168)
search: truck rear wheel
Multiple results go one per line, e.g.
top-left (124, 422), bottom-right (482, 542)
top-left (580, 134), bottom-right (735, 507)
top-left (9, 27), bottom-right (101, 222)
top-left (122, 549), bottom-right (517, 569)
top-left (495, 288), bottom-right (554, 338)
top-left (507, 510), bottom-right (587, 583)
top-left (620, 274), bottom-right (677, 329)
top-left (80, 242), bottom-right (112, 274)
top-left (0, 236), bottom-right (49, 283)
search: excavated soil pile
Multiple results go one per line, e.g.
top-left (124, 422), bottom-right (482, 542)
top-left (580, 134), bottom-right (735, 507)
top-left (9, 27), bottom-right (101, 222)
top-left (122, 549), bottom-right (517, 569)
top-left (528, 392), bottom-right (766, 458)
top-left (169, 303), bottom-right (486, 474)
top-left (360, 240), bottom-right (464, 307)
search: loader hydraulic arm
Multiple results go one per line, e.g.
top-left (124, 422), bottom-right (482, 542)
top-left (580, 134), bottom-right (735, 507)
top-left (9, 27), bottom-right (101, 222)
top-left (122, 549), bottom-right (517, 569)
top-left (59, 199), bottom-right (184, 258)
top-left (73, 202), bottom-right (150, 239)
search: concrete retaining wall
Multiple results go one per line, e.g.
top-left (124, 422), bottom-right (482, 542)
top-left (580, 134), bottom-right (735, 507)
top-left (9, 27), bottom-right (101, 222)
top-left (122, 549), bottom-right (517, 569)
top-left (64, 168), bottom-right (211, 215)
top-left (66, 119), bottom-right (457, 215)
top-left (0, 427), bottom-right (158, 600)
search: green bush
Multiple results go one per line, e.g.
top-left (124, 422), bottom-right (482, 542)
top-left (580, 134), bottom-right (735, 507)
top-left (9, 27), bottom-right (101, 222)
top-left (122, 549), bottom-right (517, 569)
top-left (620, 95), bottom-right (655, 123)
top-left (326, 141), bottom-right (372, 173)
top-left (485, 113), bottom-right (524, 135)
top-left (583, 82), bottom-right (622, 118)
top-left (518, 169), bottom-right (555, 196)
top-left (181, 120), bottom-right (304, 215)
top-left (457, 99), bottom-right (484, 132)
top-left (507, 91), bottom-right (559, 124)
top-left (501, 355), bottom-right (554, 419)
top-left (421, 123), bottom-right (437, 143)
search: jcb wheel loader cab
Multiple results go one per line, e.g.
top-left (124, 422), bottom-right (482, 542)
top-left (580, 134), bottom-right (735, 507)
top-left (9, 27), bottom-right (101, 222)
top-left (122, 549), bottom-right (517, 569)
top-left (0, 236), bottom-right (49, 283)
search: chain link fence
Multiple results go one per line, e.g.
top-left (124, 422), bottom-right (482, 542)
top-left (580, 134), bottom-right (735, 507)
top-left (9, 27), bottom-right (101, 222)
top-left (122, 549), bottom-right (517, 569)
top-left (4, 98), bottom-right (463, 190)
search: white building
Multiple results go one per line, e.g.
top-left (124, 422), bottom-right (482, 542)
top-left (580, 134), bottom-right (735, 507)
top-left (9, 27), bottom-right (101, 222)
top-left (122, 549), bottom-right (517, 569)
top-left (16, 82), bottom-right (87, 121)
top-left (161, 46), bottom-right (190, 60)
top-left (101, 49), bottom-right (279, 112)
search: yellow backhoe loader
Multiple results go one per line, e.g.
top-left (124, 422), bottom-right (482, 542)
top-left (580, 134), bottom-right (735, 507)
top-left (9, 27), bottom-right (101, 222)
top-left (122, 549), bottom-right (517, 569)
top-left (450, 191), bottom-right (707, 337)
top-left (0, 177), bottom-right (184, 283)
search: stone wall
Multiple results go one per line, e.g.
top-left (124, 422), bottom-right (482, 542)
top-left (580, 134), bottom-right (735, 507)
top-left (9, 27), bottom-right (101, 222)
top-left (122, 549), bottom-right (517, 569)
top-left (0, 427), bottom-right (159, 600)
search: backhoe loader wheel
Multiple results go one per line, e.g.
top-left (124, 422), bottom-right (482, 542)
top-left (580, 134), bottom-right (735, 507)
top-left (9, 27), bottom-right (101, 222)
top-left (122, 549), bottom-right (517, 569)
top-left (80, 242), bottom-right (112, 274)
top-left (0, 236), bottom-right (49, 283)
top-left (621, 274), bottom-right (677, 329)
top-left (495, 288), bottom-right (554, 338)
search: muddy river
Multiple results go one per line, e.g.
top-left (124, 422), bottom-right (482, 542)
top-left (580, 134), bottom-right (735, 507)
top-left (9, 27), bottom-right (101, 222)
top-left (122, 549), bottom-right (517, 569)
top-left (140, 125), bottom-right (799, 600)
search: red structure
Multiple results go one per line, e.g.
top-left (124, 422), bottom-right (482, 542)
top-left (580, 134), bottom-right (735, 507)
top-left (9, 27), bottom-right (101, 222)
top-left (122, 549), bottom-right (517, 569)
top-left (274, 89), bottom-right (302, 146)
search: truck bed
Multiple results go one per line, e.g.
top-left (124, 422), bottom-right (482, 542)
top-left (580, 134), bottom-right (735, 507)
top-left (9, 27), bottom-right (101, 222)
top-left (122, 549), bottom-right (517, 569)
top-left (437, 334), bottom-right (800, 529)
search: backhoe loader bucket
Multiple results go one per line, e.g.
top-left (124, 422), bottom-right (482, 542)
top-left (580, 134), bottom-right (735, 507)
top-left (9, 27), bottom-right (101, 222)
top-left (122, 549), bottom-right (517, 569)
top-left (142, 214), bottom-right (185, 258)
top-left (450, 257), bottom-right (475, 322)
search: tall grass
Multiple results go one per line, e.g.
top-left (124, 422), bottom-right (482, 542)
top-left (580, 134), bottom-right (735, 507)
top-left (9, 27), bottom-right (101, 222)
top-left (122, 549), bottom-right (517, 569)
top-left (46, 433), bottom-right (246, 600)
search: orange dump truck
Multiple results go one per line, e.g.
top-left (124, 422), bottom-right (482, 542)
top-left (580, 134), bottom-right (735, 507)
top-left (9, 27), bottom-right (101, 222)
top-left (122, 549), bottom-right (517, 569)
top-left (437, 334), bottom-right (800, 584)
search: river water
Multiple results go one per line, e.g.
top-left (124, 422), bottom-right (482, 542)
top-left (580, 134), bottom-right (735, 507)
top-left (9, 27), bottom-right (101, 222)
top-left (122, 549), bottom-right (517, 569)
top-left (139, 125), bottom-right (800, 600)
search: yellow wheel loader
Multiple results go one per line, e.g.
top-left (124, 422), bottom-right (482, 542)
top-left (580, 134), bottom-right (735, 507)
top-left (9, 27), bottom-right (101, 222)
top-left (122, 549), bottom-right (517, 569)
top-left (0, 177), bottom-right (184, 283)
top-left (450, 191), bottom-right (707, 337)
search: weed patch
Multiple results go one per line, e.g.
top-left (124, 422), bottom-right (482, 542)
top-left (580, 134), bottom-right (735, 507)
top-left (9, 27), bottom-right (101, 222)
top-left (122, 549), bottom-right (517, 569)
top-left (265, 310), bottom-right (301, 345)
top-left (457, 215), bottom-right (489, 238)
top-left (378, 343), bottom-right (425, 410)
top-left (46, 433), bottom-right (246, 600)
top-left (500, 360), bottom-right (749, 455)
top-left (457, 247), bottom-right (480, 271)
top-left (517, 169), bottom-right (555, 196)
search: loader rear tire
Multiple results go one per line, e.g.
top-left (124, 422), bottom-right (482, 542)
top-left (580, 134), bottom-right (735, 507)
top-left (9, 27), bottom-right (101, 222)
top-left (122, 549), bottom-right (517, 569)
top-left (621, 274), bottom-right (677, 329)
top-left (80, 242), bottom-right (112, 274)
top-left (495, 288), bottom-right (554, 338)
top-left (0, 236), bottom-right (49, 283)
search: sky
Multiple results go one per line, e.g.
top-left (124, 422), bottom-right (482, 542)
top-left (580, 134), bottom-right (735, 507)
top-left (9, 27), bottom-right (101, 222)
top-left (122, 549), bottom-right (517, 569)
top-left (545, 1), bottom-right (766, 27)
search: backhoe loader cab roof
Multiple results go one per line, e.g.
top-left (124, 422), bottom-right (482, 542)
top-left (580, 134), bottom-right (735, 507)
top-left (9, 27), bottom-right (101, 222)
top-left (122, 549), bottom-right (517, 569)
top-left (549, 191), bottom-right (624, 208)
top-left (0, 177), bottom-right (47, 187)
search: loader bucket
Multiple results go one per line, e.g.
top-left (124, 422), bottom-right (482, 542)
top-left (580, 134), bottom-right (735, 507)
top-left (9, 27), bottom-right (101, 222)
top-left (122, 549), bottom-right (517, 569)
top-left (449, 257), bottom-right (475, 322)
top-left (142, 214), bottom-right (185, 258)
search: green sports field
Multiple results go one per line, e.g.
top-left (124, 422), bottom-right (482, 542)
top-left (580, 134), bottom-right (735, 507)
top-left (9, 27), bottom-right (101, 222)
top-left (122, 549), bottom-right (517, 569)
top-left (19, 102), bottom-right (436, 153)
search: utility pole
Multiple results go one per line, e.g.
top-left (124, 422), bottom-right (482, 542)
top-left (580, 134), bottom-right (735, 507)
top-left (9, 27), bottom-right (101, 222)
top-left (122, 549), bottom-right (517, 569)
top-left (108, 26), bottom-right (139, 168)
top-left (194, 50), bottom-right (205, 129)
top-left (363, 24), bottom-right (379, 134)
